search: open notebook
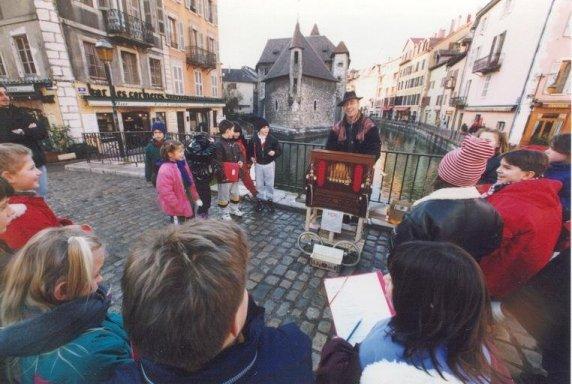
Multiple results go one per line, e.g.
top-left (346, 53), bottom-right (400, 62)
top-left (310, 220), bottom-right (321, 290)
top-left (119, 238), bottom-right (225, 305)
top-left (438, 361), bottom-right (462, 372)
top-left (324, 271), bottom-right (394, 345)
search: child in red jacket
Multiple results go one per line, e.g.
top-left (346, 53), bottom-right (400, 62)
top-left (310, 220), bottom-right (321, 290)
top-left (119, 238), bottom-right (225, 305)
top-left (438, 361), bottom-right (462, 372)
top-left (478, 150), bottom-right (562, 298)
top-left (0, 143), bottom-right (79, 250)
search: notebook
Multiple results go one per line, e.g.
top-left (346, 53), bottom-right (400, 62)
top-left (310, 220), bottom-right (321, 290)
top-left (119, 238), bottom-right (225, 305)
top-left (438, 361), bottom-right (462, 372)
top-left (324, 271), bottom-right (394, 345)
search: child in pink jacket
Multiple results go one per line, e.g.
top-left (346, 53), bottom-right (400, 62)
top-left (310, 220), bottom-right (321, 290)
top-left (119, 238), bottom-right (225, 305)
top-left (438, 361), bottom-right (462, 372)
top-left (156, 140), bottom-right (202, 224)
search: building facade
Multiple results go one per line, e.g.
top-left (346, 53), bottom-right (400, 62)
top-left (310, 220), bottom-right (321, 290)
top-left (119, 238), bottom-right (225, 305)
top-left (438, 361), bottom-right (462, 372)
top-left (377, 57), bottom-right (400, 119)
top-left (346, 64), bottom-right (381, 117)
top-left (256, 23), bottom-right (349, 132)
top-left (511, 0), bottom-right (571, 145)
top-left (456, 0), bottom-right (555, 138)
top-left (0, 0), bottom-right (223, 138)
top-left (222, 66), bottom-right (258, 115)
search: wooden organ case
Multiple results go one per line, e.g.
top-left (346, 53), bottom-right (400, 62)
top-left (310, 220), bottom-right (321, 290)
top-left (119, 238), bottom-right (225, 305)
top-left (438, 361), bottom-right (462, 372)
top-left (305, 149), bottom-right (376, 218)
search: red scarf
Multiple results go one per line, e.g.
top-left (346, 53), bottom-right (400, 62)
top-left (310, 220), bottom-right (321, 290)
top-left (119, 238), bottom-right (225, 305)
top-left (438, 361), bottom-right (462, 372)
top-left (332, 115), bottom-right (375, 143)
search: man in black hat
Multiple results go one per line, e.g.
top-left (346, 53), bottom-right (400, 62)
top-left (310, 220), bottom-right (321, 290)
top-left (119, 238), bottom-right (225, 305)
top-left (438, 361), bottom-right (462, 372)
top-left (326, 91), bottom-right (381, 159)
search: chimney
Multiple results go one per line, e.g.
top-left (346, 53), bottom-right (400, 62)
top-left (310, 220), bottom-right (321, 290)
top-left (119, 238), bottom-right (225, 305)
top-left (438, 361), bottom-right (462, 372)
top-left (449, 18), bottom-right (455, 35)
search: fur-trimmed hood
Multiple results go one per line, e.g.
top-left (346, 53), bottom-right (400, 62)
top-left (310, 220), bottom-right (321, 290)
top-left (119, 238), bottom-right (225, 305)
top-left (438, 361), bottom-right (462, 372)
top-left (361, 361), bottom-right (463, 384)
top-left (413, 186), bottom-right (481, 207)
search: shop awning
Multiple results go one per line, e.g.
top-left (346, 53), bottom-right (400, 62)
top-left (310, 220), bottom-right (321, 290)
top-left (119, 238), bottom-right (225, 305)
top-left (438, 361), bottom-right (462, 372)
top-left (394, 106), bottom-right (410, 112)
top-left (381, 106), bottom-right (394, 111)
top-left (464, 105), bottom-right (516, 112)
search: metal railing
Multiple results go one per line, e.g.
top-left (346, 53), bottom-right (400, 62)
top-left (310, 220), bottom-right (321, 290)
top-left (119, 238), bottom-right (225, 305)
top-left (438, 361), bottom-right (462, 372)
top-left (449, 96), bottom-right (467, 107)
top-left (83, 130), bottom-right (445, 203)
top-left (473, 51), bottom-right (503, 74)
top-left (377, 118), bottom-right (464, 148)
top-left (186, 46), bottom-right (217, 69)
top-left (104, 9), bottom-right (155, 47)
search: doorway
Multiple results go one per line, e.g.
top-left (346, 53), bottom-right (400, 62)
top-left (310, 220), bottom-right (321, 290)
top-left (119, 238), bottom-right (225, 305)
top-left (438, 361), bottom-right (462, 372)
top-left (121, 111), bottom-right (150, 149)
top-left (177, 111), bottom-right (185, 135)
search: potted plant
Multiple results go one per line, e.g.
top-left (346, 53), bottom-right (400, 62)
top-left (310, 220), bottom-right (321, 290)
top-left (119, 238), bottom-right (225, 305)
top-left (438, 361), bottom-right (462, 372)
top-left (44, 124), bottom-right (77, 162)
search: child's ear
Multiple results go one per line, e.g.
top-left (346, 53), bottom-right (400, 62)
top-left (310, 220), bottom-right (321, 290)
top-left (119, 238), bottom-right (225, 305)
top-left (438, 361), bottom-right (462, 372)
top-left (1, 170), bottom-right (14, 183)
top-left (53, 281), bottom-right (68, 301)
top-left (522, 170), bottom-right (537, 180)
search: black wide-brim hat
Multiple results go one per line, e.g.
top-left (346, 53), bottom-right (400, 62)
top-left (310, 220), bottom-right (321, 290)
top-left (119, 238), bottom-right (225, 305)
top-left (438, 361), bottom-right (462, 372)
top-left (338, 91), bottom-right (363, 107)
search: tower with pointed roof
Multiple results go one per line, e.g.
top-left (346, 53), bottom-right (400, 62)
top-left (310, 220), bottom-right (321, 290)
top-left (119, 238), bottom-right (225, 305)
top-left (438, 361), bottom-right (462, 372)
top-left (255, 22), bottom-right (350, 134)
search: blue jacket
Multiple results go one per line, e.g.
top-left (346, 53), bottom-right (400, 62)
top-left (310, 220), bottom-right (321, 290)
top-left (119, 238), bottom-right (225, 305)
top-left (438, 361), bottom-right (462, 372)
top-left (545, 162), bottom-right (570, 220)
top-left (105, 299), bottom-right (313, 384)
top-left (0, 287), bottom-right (132, 384)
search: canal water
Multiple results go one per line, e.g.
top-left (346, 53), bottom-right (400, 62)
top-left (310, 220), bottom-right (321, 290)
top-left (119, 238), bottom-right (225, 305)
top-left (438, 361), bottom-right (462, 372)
top-left (274, 122), bottom-right (446, 203)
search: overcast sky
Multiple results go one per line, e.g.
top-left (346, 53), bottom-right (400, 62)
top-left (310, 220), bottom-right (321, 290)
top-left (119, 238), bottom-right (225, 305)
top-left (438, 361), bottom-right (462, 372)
top-left (218, 0), bottom-right (486, 70)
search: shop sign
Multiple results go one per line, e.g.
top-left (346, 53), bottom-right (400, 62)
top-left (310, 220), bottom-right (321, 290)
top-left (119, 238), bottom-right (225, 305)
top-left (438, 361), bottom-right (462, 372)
top-left (76, 86), bottom-right (89, 95)
top-left (86, 83), bottom-right (222, 103)
top-left (5, 84), bottom-right (35, 93)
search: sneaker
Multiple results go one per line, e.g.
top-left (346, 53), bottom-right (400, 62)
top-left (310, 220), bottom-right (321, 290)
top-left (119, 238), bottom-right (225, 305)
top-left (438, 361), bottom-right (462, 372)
top-left (220, 212), bottom-right (232, 221)
top-left (266, 199), bottom-right (275, 212)
top-left (230, 206), bottom-right (244, 217)
top-left (255, 199), bottom-right (264, 212)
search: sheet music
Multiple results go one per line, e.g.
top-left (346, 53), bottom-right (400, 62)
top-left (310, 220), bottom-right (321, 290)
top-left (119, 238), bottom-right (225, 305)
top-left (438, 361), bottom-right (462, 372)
top-left (324, 272), bottom-right (393, 345)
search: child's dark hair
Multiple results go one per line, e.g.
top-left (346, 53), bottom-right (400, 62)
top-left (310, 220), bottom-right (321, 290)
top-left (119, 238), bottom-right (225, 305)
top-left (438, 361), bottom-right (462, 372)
top-left (218, 120), bottom-right (235, 135)
top-left (160, 140), bottom-right (183, 161)
top-left (502, 150), bottom-right (548, 177)
top-left (550, 134), bottom-right (571, 157)
top-left (122, 219), bottom-right (249, 372)
top-left (388, 241), bottom-right (498, 383)
top-left (0, 177), bottom-right (14, 201)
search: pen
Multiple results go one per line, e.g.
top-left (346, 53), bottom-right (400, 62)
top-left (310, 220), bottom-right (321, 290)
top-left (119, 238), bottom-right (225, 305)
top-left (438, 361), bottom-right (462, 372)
top-left (346, 319), bottom-right (362, 342)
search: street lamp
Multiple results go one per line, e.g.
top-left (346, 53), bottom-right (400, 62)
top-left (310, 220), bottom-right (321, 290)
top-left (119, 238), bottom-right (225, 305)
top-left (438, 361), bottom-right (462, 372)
top-left (95, 39), bottom-right (125, 158)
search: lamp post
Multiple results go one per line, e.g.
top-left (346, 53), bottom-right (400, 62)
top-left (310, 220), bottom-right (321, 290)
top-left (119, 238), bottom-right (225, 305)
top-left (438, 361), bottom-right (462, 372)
top-left (95, 39), bottom-right (125, 158)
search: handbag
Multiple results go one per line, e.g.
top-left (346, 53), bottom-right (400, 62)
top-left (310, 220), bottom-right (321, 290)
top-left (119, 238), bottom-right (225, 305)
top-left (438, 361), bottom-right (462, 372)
top-left (222, 162), bottom-right (240, 182)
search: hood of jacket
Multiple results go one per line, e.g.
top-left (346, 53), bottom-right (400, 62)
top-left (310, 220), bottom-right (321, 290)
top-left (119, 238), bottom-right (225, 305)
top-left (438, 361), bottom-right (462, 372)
top-left (0, 286), bottom-right (111, 357)
top-left (484, 178), bottom-right (562, 212)
top-left (413, 186), bottom-right (481, 207)
top-left (361, 361), bottom-right (463, 384)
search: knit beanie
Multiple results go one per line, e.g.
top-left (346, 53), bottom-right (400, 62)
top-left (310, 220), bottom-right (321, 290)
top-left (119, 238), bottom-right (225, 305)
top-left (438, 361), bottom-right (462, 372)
top-left (152, 120), bottom-right (167, 134)
top-left (438, 135), bottom-right (495, 187)
top-left (254, 117), bottom-right (269, 132)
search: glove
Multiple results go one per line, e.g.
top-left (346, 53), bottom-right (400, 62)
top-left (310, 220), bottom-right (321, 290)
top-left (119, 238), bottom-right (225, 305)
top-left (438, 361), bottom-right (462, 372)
top-left (9, 204), bottom-right (27, 220)
top-left (195, 199), bottom-right (203, 207)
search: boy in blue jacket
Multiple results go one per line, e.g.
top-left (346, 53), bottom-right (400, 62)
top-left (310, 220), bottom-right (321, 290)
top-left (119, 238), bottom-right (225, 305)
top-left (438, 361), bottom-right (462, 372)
top-left (545, 133), bottom-right (570, 220)
top-left (106, 219), bottom-right (313, 384)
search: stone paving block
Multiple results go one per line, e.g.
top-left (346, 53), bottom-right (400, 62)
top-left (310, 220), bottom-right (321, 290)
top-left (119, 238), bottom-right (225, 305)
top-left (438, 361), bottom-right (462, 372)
top-left (312, 332), bottom-right (328, 352)
top-left (279, 280), bottom-right (292, 289)
top-left (306, 307), bottom-right (321, 320)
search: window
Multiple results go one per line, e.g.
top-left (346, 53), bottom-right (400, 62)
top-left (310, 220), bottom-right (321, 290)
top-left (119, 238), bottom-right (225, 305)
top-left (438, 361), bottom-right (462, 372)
top-left (275, 99), bottom-right (278, 110)
top-left (227, 82), bottom-right (237, 90)
top-left (149, 58), bottom-right (163, 87)
top-left (210, 73), bottom-right (218, 97)
top-left (83, 41), bottom-right (105, 79)
top-left (124, 0), bottom-right (141, 18)
top-left (479, 17), bottom-right (488, 34)
top-left (177, 21), bottom-right (184, 50)
top-left (294, 51), bottom-right (299, 64)
top-left (14, 35), bottom-right (36, 75)
top-left (314, 100), bottom-right (317, 111)
top-left (156, 0), bottom-right (165, 33)
top-left (168, 17), bottom-right (177, 48)
top-left (121, 51), bottom-right (139, 84)
top-left (173, 64), bottom-right (184, 94)
top-left (143, 0), bottom-right (152, 26)
top-left (503, 0), bottom-right (514, 15)
top-left (0, 55), bottom-right (6, 77)
top-left (194, 69), bottom-right (203, 95)
top-left (481, 75), bottom-right (491, 97)
top-left (549, 60), bottom-right (571, 94)
top-left (421, 59), bottom-right (425, 70)
top-left (564, 13), bottom-right (571, 37)
top-left (496, 121), bottom-right (506, 130)
top-left (79, 0), bottom-right (94, 6)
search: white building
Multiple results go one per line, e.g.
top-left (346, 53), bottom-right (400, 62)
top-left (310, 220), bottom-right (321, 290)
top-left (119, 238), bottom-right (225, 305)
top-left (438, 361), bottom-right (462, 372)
top-left (222, 67), bottom-right (258, 115)
top-left (457, 0), bottom-right (555, 137)
top-left (346, 64), bottom-right (382, 116)
top-left (376, 57), bottom-right (400, 118)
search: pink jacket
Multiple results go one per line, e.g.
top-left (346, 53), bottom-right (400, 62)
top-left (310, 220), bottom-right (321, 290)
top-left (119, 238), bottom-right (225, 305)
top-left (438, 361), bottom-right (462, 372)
top-left (156, 161), bottom-right (200, 217)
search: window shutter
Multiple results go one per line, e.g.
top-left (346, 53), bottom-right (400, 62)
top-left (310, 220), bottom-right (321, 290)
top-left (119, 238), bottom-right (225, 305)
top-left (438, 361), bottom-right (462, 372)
top-left (165, 18), bottom-right (171, 45)
top-left (177, 21), bottom-right (184, 50)
top-left (212, 2), bottom-right (217, 25)
top-left (185, 0), bottom-right (190, 9)
top-left (156, 0), bottom-right (165, 34)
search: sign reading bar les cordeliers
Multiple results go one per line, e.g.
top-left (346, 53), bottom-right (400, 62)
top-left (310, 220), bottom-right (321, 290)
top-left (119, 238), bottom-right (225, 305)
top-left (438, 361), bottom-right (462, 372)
top-left (83, 83), bottom-right (223, 103)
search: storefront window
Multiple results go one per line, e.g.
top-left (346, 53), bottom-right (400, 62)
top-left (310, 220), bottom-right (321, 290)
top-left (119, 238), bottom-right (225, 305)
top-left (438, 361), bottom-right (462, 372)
top-left (96, 113), bottom-right (115, 132)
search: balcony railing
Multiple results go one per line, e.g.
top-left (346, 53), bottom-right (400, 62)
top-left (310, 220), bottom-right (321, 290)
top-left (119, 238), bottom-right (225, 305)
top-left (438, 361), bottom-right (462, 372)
top-left (186, 46), bottom-right (217, 69)
top-left (473, 52), bottom-right (503, 74)
top-left (442, 77), bottom-right (456, 89)
top-left (104, 9), bottom-right (155, 48)
top-left (449, 96), bottom-right (467, 108)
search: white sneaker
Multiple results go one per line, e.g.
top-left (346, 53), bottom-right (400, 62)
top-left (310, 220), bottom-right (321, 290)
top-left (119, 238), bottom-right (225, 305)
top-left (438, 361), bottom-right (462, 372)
top-left (221, 212), bottom-right (232, 221)
top-left (230, 206), bottom-right (244, 217)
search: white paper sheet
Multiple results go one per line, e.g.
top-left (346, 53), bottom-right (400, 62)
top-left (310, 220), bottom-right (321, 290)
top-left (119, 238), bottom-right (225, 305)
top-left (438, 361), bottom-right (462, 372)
top-left (324, 272), bottom-right (392, 345)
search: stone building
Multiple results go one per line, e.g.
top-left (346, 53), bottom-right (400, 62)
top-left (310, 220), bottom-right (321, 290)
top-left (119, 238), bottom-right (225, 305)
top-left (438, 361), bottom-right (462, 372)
top-left (0, 0), bottom-right (224, 138)
top-left (255, 22), bottom-right (349, 134)
top-left (222, 66), bottom-right (258, 115)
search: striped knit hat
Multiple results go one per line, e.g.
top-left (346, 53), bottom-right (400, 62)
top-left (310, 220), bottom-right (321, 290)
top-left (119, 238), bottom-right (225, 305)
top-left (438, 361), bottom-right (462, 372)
top-left (438, 135), bottom-right (495, 187)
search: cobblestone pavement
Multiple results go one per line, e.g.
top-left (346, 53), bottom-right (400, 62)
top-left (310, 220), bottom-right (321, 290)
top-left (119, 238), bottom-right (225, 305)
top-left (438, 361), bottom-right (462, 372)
top-left (46, 164), bottom-right (390, 369)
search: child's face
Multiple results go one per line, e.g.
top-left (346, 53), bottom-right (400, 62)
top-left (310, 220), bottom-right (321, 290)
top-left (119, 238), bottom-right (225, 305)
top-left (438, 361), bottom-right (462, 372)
top-left (258, 126), bottom-right (269, 136)
top-left (496, 158), bottom-right (535, 184)
top-left (0, 198), bottom-right (14, 233)
top-left (168, 148), bottom-right (185, 162)
top-left (89, 246), bottom-right (105, 294)
top-left (153, 130), bottom-right (165, 141)
top-left (3, 155), bottom-right (41, 191)
top-left (223, 127), bottom-right (235, 139)
top-left (545, 147), bottom-right (569, 164)
top-left (233, 131), bottom-right (240, 139)
top-left (478, 132), bottom-right (499, 151)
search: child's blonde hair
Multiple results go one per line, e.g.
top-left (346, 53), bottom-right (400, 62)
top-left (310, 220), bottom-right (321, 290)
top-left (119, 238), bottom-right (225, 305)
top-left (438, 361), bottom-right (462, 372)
top-left (476, 127), bottom-right (509, 154)
top-left (0, 227), bottom-right (102, 326)
top-left (0, 143), bottom-right (32, 174)
top-left (160, 140), bottom-right (184, 161)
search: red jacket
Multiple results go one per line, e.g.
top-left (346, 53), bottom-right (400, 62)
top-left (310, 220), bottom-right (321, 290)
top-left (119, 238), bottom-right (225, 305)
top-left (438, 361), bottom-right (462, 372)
top-left (478, 179), bottom-right (562, 298)
top-left (0, 193), bottom-right (72, 250)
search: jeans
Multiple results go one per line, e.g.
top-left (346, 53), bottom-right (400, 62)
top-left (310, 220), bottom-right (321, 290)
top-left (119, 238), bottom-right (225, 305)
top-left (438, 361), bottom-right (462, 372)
top-left (217, 182), bottom-right (240, 206)
top-left (37, 165), bottom-right (48, 197)
top-left (255, 162), bottom-right (275, 201)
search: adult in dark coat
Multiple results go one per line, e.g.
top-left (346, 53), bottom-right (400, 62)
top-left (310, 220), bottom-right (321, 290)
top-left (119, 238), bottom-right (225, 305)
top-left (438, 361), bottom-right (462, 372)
top-left (0, 86), bottom-right (49, 196)
top-left (326, 91), bottom-right (381, 160)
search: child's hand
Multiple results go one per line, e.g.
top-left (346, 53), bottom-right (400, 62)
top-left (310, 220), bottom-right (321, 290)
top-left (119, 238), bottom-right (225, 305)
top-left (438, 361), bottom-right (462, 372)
top-left (196, 199), bottom-right (203, 207)
top-left (268, 150), bottom-right (275, 156)
top-left (9, 204), bottom-right (26, 219)
top-left (238, 161), bottom-right (244, 167)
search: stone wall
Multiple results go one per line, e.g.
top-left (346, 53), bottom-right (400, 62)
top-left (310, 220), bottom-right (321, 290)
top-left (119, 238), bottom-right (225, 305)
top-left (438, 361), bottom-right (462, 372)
top-left (264, 76), bottom-right (336, 130)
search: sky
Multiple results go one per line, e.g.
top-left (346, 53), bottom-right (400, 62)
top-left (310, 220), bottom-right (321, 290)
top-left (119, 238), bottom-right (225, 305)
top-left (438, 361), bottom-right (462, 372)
top-left (218, 0), bottom-right (487, 70)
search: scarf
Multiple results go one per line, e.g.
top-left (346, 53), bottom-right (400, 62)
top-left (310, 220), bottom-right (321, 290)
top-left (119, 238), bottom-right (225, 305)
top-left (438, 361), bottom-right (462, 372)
top-left (176, 160), bottom-right (193, 189)
top-left (152, 139), bottom-right (163, 148)
top-left (332, 114), bottom-right (375, 143)
top-left (480, 181), bottom-right (510, 198)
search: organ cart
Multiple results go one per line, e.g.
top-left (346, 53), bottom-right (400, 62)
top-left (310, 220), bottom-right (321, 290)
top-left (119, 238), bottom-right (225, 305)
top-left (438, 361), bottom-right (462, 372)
top-left (297, 149), bottom-right (376, 271)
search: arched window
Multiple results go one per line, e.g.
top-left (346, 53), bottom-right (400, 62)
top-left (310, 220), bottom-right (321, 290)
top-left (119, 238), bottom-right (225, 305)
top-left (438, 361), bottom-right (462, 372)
top-left (313, 100), bottom-right (317, 111)
top-left (275, 99), bottom-right (278, 110)
top-left (294, 51), bottom-right (299, 64)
